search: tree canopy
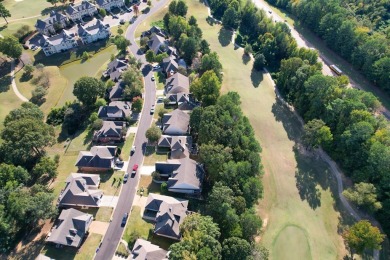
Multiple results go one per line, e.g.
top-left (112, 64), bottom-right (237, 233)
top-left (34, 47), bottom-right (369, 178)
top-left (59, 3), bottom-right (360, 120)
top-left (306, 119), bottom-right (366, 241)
top-left (190, 70), bottom-right (221, 107)
top-left (73, 77), bottom-right (105, 106)
top-left (145, 126), bottom-right (162, 144)
top-left (0, 36), bottom-right (22, 60)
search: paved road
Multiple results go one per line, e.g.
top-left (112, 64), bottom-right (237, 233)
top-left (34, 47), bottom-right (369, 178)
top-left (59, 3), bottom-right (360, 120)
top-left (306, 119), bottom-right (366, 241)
top-left (94, 1), bottom-right (169, 259)
top-left (252, 0), bottom-right (390, 120)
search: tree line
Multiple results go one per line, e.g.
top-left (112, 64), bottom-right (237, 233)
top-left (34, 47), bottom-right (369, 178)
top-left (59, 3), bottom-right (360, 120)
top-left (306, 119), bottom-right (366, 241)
top-left (142, 1), bottom-right (267, 258)
top-left (266, 0), bottom-right (390, 94)
top-left (208, 0), bottom-right (387, 257)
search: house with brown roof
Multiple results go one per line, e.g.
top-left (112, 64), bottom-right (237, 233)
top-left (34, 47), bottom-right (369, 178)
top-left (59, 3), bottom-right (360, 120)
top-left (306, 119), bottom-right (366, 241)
top-left (161, 109), bottom-right (190, 135)
top-left (107, 83), bottom-right (124, 101)
top-left (143, 193), bottom-right (189, 240)
top-left (155, 158), bottom-right (204, 194)
top-left (46, 208), bottom-right (93, 248)
top-left (93, 121), bottom-right (126, 144)
top-left (131, 239), bottom-right (168, 260)
top-left (165, 72), bottom-right (189, 95)
top-left (98, 101), bottom-right (131, 121)
top-left (75, 146), bottom-right (117, 171)
top-left (158, 135), bottom-right (192, 159)
top-left (162, 56), bottom-right (178, 77)
top-left (58, 173), bottom-right (102, 207)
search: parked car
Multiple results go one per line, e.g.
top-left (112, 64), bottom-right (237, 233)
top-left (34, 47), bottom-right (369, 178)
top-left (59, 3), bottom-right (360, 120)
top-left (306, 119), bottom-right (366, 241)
top-left (113, 14), bottom-right (119, 19)
top-left (121, 213), bottom-right (128, 227)
top-left (150, 105), bottom-right (155, 114)
top-left (131, 145), bottom-right (136, 155)
top-left (153, 65), bottom-right (161, 70)
top-left (123, 172), bottom-right (129, 183)
top-left (151, 76), bottom-right (155, 81)
top-left (31, 45), bottom-right (39, 51)
top-left (131, 164), bottom-right (138, 177)
top-left (157, 96), bottom-right (163, 102)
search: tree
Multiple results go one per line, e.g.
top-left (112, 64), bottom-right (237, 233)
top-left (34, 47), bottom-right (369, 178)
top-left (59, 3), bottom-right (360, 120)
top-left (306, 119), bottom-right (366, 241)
top-left (343, 182), bottom-right (382, 212)
top-left (0, 3), bottom-right (11, 24)
top-left (145, 126), bottom-right (162, 144)
top-left (157, 107), bottom-right (167, 122)
top-left (190, 70), bottom-right (221, 106)
top-left (23, 64), bottom-right (34, 76)
top-left (73, 77), bottom-right (105, 106)
top-left (199, 143), bottom-right (232, 182)
top-left (47, 0), bottom-right (59, 6)
top-left (81, 51), bottom-right (90, 61)
top-left (253, 53), bottom-right (266, 71)
top-left (132, 96), bottom-right (143, 113)
top-left (31, 86), bottom-right (48, 105)
top-left (133, 4), bottom-right (139, 16)
top-left (0, 36), bottom-right (22, 62)
top-left (0, 163), bottom-right (29, 189)
top-left (181, 37), bottom-right (198, 64)
top-left (169, 0), bottom-right (187, 17)
top-left (117, 27), bottom-right (124, 35)
top-left (4, 102), bottom-right (44, 126)
top-left (32, 156), bottom-right (58, 180)
top-left (343, 220), bottom-right (385, 258)
top-left (302, 119), bottom-right (333, 149)
top-left (222, 237), bottom-right (251, 260)
top-left (200, 52), bottom-right (222, 80)
top-left (114, 35), bottom-right (130, 52)
top-left (244, 44), bottom-right (253, 55)
top-left (147, 0), bottom-right (151, 6)
top-left (145, 49), bottom-right (156, 63)
top-left (200, 39), bottom-right (210, 54)
top-left (240, 209), bottom-right (262, 241)
top-left (99, 8), bottom-right (106, 17)
top-left (222, 7), bottom-right (240, 29)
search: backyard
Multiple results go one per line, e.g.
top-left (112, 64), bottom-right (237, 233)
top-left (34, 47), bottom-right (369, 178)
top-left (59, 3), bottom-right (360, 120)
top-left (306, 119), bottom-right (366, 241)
top-left (183, 0), bottom-right (350, 259)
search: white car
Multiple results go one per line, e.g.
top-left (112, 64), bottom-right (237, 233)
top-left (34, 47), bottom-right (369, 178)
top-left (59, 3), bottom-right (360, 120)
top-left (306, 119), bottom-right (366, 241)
top-left (151, 76), bottom-right (155, 81)
top-left (153, 65), bottom-right (161, 70)
top-left (131, 145), bottom-right (136, 155)
top-left (123, 173), bottom-right (129, 183)
top-left (150, 105), bottom-right (155, 114)
top-left (157, 97), bottom-right (163, 102)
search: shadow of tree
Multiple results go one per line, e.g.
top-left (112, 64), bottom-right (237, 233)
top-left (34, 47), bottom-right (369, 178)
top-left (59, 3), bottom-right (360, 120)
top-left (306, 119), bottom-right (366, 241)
top-left (242, 53), bottom-right (250, 65)
top-left (206, 16), bottom-right (216, 26)
top-left (271, 97), bottom-right (302, 141)
top-left (0, 75), bottom-right (11, 92)
top-left (41, 5), bottom-right (66, 16)
top-left (218, 28), bottom-right (232, 47)
top-left (250, 67), bottom-right (263, 88)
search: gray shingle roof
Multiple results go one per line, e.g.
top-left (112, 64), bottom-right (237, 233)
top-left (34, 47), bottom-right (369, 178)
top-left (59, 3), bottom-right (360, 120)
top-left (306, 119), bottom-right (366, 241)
top-left (108, 84), bottom-right (124, 100)
top-left (97, 101), bottom-right (131, 120)
top-left (158, 135), bottom-right (191, 159)
top-left (75, 146), bottom-right (117, 169)
top-left (161, 109), bottom-right (190, 135)
top-left (36, 11), bottom-right (67, 30)
top-left (131, 239), bottom-right (168, 260)
top-left (165, 73), bottom-right (189, 95)
top-left (59, 173), bottom-right (102, 207)
top-left (66, 0), bottom-right (97, 16)
top-left (144, 194), bottom-right (188, 240)
top-left (162, 57), bottom-right (178, 75)
top-left (42, 29), bottom-right (76, 47)
top-left (79, 18), bottom-right (109, 36)
top-left (46, 208), bottom-right (93, 247)
top-left (94, 121), bottom-right (125, 139)
top-left (148, 34), bottom-right (167, 54)
top-left (104, 59), bottom-right (128, 81)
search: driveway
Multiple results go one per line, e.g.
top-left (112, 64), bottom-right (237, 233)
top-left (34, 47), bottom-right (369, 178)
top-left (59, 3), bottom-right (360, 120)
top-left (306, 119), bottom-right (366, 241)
top-left (132, 195), bottom-right (148, 215)
top-left (100, 195), bottom-right (119, 207)
top-left (140, 166), bottom-right (154, 176)
top-left (89, 221), bottom-right (110, 235)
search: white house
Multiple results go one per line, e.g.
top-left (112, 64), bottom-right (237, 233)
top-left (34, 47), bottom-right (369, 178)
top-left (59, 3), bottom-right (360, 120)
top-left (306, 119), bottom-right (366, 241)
top-left (41, 29), bottom-right (78, 56)
top-left (79, 19), bottom-right (110, 44)
top-left (35, 11), bottom-right (69, 36)
top-left (96, 0), bottom-right (125, 11)
top-left (66, 0), bottom-right (97, 22)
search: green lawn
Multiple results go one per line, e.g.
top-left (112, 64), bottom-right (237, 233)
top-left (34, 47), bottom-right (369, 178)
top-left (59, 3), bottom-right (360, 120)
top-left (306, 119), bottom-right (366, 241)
top-left (154, 71), bottom-right (165, 90)
top-left (118, 133), bottom-right (135, 161)
top-left (0, 72), bottom-right (22, 132)
top-left (99, 171), bottom-right (123, 196)
top-left (83, 207), bottom-right (113, 223)
top-left (123, 206), bottom-right (153, 246)
top-left (143, 145), bottom-right (168, 166)
top-left (186, 0), bottom-right (349, 259)
top-left (137, 175), bottom-right (161, 196)
top-left (134, 2), bottom-right (169, 39)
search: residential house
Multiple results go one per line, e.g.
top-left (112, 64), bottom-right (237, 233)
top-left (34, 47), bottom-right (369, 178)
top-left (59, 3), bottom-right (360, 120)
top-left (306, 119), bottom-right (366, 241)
top-left (177, 96), bottom-right (198, 111)
top-left (141, 26), bottom-right (167, 38)
top-left (148, 34), bottom-right (168, 54)
top-left (155, 158), bottom-right (204, 194)
top-left (162, 56), bottom-right (178, 77)
top-left (46, 208), bottom-right (93, 248)
top-left (131, 239), bottom-right (168, 260)
top-left (143, 193), bottom-right (189, 240)
top-left (167, 46), bottom-right (178, 58)
top-left (93, 121), bottom-right (126, 143)
top-left (75, 146), bottom-right (117, 171)
top-left (35, 11), bottom-right (68, 36)
top-left (103, 59), bottom-right (129, 82)
top-left (98, 101), bottom-right (131, 121)
top-left (41, 29), bottom-right (78, 56)
top-left (66, 0), bottom-right (98, 22)
top-left (165, 72), bottom-right (189, 95)
top-left (78, 18), bottom-right (110, 44)
top-left (158, 135), bottom-right (192, 159)
top-left (96, 0), bottom-right (124, 11)
top-left (161, 109), bottom-right (190, 135)
top-left (58, 173), bottom-right (102, 207)
top-left (107, 83), bottom-right (124, 101)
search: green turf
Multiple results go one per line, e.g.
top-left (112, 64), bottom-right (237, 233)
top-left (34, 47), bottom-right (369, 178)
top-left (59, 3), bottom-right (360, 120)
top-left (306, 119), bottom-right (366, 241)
top-left (186, 0), bottom-right (349, 258)
top-left (273, 225), bottom-right (311, 260)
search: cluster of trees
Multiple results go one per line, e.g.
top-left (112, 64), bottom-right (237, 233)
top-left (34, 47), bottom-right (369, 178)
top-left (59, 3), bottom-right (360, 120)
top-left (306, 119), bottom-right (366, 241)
top-left (266, 0), bottom-right (390, 93)
top-left (0, 103), bottom-right (58, 252)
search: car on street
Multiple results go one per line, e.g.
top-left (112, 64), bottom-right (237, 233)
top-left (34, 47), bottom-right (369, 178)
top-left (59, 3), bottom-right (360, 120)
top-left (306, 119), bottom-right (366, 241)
top-left (151, 75), bottom-right (155, 81)
top-left (120, 19), bottom-right (125, 24)
top-left (153, 65), bottom-right (160, 70)
top-left (123, 172), bottom-right (129, 183)
top-left (121, 213), bottom-right (128, 227)
top-left (150, 105), bottom-right (155, 114)
top-left (131, 145), bottom-right (136, 155)
top-left (157, 96), bottom-right (163, 102)
top-left (131, 164), bottom-right (138, 177)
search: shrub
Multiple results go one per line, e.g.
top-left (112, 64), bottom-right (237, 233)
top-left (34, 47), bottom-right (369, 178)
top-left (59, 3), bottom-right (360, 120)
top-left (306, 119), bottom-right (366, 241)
top-left (82, 51), bottom-right (90, 60)
top-left (99, 8), bottom-right (107, 17)
top-left (91, 118), bottom-right (103, 130)
top-left (47, 106), bottom-right (67, 125)
top-left (161, 182), bottom-right (168, 194)
top-left (31, 86), bottom-right (47, 105)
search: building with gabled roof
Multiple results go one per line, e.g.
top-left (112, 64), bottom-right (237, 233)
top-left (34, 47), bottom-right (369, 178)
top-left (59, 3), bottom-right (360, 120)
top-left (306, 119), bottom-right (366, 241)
top-left (41, 29), bottom-right (78, 56)
top-left (98, 101), bottom-right (131, 121)
top-left (35, 11), bottom-right (68, 36)
top-left (143, 193), bottom-right (189, 240)
top-left (46, 208), bottom-right (93, 248)
top-left (161, 109), bottom-right (190, 135)
top-left (75, 146), bottom-right (117, 171)
top-left (131, 239), bottom-right (168, 260)
top-left (78, 18), bottom-right (110, 44)
top-left (93, 121), bottom-right (126, 144)
top-left (162, 56), bottom-right (178, 77)
top-left (148, 34), bottom-right (168, 54)
top-left (158, 135), bottom-right (192, 159)
top-left (103, 59), bottom-right (129, 82)
top-left (96, 0), bottom-right (124, 11)
top-left (58, 173), bottom-right (102, 207)
top-left (66, 0), bottom-right (97, 22)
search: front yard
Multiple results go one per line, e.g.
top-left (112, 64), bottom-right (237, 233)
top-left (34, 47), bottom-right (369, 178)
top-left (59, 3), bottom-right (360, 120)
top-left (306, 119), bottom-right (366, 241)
top-left (83, 207), bottom-right (113, 223)
top-left (123, 206), bottom-right (153, 247)
top-left (143, 146), bottom-right (168, 166)
top-left (137, 175), bottom-right (161, 196)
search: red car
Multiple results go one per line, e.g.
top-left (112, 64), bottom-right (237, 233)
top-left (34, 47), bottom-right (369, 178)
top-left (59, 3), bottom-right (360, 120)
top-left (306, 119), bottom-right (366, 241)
top-left (131, 164), bottom-right (138, 177)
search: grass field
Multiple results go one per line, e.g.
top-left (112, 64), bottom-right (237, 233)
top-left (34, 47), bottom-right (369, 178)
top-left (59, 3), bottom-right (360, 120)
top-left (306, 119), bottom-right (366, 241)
top-left (143, 146), bottom-right (169, 166)
top-left (184, 0), bottom-right (349, 258)
top-left (137, 175), bottom-right (161, 196)
top-left (0, 71), bottom-right (22, 131)
top-left (123, 206), bottom-right (153, 246)
top-left (134, 2), bottom-right (168, 40)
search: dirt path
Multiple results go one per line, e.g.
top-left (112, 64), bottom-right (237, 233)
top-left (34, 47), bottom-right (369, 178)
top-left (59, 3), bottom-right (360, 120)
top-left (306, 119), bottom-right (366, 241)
top-left (10, 60), bottom-right (29, 102)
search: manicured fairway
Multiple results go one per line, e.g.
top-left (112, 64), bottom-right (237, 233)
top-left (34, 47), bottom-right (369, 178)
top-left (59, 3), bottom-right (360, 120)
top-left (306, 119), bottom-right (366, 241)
top-left (185, 0), bottom-right (348, 259)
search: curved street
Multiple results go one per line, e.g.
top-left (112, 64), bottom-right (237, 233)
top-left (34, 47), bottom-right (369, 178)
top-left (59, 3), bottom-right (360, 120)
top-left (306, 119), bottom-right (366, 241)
top-left (94, 1), bottom-right (169, 259)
